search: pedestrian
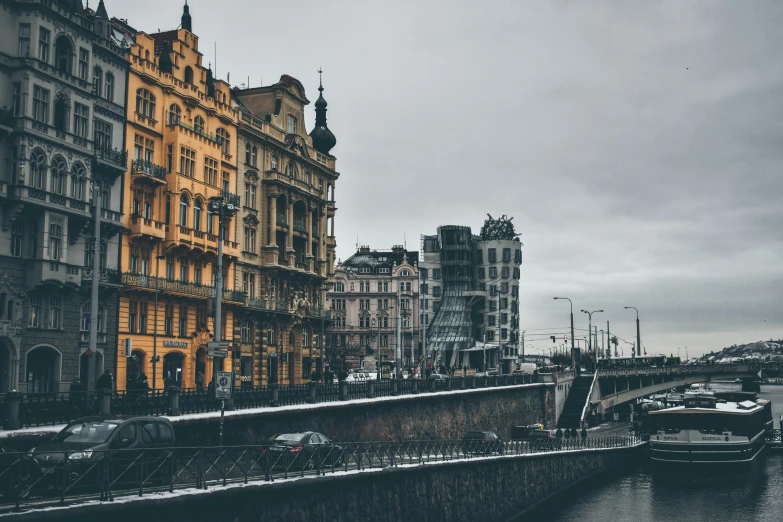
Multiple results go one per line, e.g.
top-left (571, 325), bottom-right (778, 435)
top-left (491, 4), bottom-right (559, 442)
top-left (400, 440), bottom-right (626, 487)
top-left (556, 428), bottom-right (563, 440)
top-left (195, 371), bottom-right (204, 390)
top-left (137, 373), bottom-right (149, 393)
top-left (207, 379), bottom-right (215, 396)
top-left (95, 369), bottom-right (114, 391)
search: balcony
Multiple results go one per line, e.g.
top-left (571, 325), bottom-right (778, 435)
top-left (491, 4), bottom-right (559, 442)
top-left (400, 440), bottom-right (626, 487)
top-left (26, 260), bottom-right (81, 291)
top-left (130, 215), bottom-right (167, 241)
top-left (131, 160), bottom-right (168, 186)
top-left (81, 267), bottom-right (122, 288)
top-left (293, 218), bottom-right (307, 234)
top-left (276, 214), bottom-right (287, 227)
top-left (167, 119), bottom-right (221, 146)
top-left (9, 185), bottom-right (91, 218)
top-left (220, 189), bottom-right (241, 208)
top-left (247, 298), bottom-right (269, 311)
top-left (121, 272), bottom-right (246, 304)
top-left (93, 147), bottom-right (128, 181)
top-left (99, 208), bottom-right (124, 238)
top-left (264, 170), bottom-right (326, 200)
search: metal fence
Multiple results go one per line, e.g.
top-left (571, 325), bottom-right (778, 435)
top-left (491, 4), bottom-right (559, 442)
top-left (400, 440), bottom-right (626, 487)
top-left (0, 436), bottom-right (643, 512)
top-left (3, 374), bottom-right (540, 431)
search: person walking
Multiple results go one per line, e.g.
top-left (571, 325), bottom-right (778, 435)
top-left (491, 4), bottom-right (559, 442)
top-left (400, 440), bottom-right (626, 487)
top-left (96, 369), bottom-right (114, 391)
top-left (69, 377), bottom-right (85, 394)
top-left (195, 371), bottom-right (204, 390)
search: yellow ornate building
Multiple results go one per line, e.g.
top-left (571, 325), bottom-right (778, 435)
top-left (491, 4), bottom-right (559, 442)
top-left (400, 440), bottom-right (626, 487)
top-left (113, 6), bottom-right (243, 391)
top-left (232, 73), bottom-right (339, 386)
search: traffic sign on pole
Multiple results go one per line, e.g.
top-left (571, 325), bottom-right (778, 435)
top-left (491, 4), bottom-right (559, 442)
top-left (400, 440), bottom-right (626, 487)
top-left (207, 341), bottom-right (230, 349)
top-left (207, 349), bottom-right (229, 358)
top-left (215, 371), bottom-right (232, 400)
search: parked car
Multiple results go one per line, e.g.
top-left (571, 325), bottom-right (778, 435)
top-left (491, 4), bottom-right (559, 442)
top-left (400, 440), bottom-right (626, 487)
top-left (345, 371), bottom-right (373, 383)
top-left (428, 373), bottom-right (448, 380)
top-left (259, 432), bottom-right (344, 471)
top-left (25, 416), bottom-right (175, 491)
top-left (510, 424), bottom-right (545, 439)
top-left (462, 431), bottom-right (504, 455)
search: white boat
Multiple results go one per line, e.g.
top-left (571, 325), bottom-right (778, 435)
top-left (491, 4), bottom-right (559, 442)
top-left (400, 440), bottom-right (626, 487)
top-left (648, 395), bottom-right (773, 467)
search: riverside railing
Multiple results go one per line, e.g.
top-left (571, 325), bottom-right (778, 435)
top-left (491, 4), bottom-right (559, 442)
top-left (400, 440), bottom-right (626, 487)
top-left (2, 374), bottom-right (539, 431)
top-left (0, 436), bottom-right (643, 512)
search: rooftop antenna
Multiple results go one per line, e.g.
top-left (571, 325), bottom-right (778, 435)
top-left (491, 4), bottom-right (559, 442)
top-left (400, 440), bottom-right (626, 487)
top-left (404, 233), bottom-right (407, 250)
top-left (214, 42), bottom-right (217, 77)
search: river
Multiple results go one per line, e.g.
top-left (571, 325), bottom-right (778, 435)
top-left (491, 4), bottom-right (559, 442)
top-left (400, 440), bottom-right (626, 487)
top-left (526, 385), bottom-right (783, 522)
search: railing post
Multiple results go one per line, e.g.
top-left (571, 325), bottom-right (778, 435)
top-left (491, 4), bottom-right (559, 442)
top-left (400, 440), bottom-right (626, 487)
top-left (367, 380), bottom-right (376, 398)
top-left (460, 376), bottom-right (466, 390)
top-left (98, 388), bottom-right (111, 416)
top-left (168, 386), bottom-right (181, 416)
top-left (308, 381), bottom-right (318, 404)
top-left (339, 381), bottom-right (348, 401)
top-left (392, 380), bottom-right (399, 396)
top-left (412, 379), bottom-right (418, 394)
top-left (4, 392), bottom-right (21, 430)
top-left (429, 378), bottom-right (436, 392)
top-left (270, 383), bottom-right (279, 407)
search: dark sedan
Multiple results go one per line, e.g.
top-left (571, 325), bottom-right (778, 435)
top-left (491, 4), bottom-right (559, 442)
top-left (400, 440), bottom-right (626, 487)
top-left (258, 432), bottom-right (344, 471)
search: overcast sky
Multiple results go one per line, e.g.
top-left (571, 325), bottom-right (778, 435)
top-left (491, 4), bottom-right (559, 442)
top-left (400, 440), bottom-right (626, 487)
top-left (115, 1), bottom-right (783, 358)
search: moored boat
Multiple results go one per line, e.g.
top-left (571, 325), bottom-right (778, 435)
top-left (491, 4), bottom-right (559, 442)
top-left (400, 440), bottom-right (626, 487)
top-left (648, 394), bottom-right (772, 468)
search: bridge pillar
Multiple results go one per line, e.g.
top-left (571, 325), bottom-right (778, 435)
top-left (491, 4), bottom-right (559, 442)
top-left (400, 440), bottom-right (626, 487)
top-left (742, 378), bottom-right (761, 393)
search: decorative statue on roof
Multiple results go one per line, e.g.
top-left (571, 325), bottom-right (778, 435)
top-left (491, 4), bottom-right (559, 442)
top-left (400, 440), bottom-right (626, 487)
top-left (479, 214), bottom-right (520, 241)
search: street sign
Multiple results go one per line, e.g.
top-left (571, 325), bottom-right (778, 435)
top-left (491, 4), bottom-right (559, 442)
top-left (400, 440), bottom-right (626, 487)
top-left (208, 349), bottom-right (229, 358)
top-left (215, 371), bottom-right (232, 400)
top-left (207, 341), bottom-right (230, 349)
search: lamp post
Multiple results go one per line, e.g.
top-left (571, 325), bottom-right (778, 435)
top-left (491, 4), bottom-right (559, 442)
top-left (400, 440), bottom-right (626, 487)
top-left (152, 252), bottom-right (166, 391)
top-left (208, 195), bottom-right (238, 386)
top-left (625, 306), bottom-right (641, 358)
top-left (553, 297), bottom-right (576, 373)
top-left (581, 309), bottom-right (603, 371)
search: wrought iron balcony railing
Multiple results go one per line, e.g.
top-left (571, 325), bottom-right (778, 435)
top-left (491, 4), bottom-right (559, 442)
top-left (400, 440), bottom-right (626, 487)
top-left (94, 147), bottom-right (128, 169)
top-left (131, 159), bottom-right (167, 181)
top-left (293, 218), bottom-right (307, 233)
top-left (220, 189), bottom-right (241, 208)
top-left (122, 272), bottom-right (246, 303)
top-left (82, 267), bottom-right (122, 285)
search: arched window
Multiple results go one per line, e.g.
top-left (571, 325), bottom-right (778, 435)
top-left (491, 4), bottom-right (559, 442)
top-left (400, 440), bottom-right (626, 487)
top-left (80, 302), bottom-right (105, 334)
top-left (53, 96), bottom-right (69, 133)
top-left (206, 207), bottom-right (215, 234)
top-left (55, 35), bottom-right (73, 74)
top-left (270, 154), bottom-right (278, 172)
top-left (216, 128), bottom-right (230, 156)
top-left (70, 163), bottom-right (85, 200)
top-left (194, 116), bottom-right (204, 134)
top-left (288, 331), bottom-right (295, 347)
top-left (251, 146), bottom-right (257, 167)
top-left (245, 143), bottom-right (251, 165)
top-left (179, 194), bottom-right (189, 227)
top-left (105, 73), bottom-right (114, 102)
top-left (400, 270), bottom-right (411, 276)
top-left (193, 199), bottom-right (202, 231)
top-left (29, 149), bottom-right (46, 189)
top-left (168, 105), bottom-right (180, 127)
top-left (135, 88), bottom-right (155, 119)
top-left (184, 66), bottom-right (194, 84)
top-left (285, 162), bottom-right (296, 179)
top-left (50, 156), bottom-right (67, 195)
top-left (93, 66), bottom-right (103, 97)
top-left (26, 346), bottom-right (60, 394)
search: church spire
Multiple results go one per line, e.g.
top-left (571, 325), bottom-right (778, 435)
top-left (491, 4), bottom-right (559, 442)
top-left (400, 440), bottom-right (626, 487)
top-left (309, 68), bottom-right (337, 156)
top-left (181, 1), bottom-right (192, 32)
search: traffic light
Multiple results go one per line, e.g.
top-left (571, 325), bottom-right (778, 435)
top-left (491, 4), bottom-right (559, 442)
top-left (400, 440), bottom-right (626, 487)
top-left (551, 336), bottom-right (556, 343)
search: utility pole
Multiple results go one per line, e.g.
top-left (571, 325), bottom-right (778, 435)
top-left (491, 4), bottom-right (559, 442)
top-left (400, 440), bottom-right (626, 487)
top-left (607, 320), bottom-right (610, 359)
top-left (521, 330), bottom-right (525, 363)
top-left (600, 329), bottom-right (604, 359)
top-left (625, 307), bottom-right (641, 359)
top-left (87, 184), bottom-right (101, 392)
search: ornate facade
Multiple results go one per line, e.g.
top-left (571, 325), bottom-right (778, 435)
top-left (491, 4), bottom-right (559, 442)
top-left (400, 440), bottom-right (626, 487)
top-left (0, 0), bottom-right (128, 392)
top-left (327, 246), bottom-right (419, 373)
top-left (232, 73), bottom-right (339, 386)
top-left (113, 6), bottom-right (243, 391)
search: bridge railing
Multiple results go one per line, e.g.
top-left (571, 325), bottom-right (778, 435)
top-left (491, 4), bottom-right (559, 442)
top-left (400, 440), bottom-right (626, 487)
top-left (0, 435), bottom-right (643, 512)
top-left (596, 363), bottom-right (762, 378)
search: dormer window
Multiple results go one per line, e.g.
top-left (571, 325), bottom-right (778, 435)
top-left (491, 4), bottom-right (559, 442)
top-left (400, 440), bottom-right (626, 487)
top-left (359, 267), bottom-right (371, 274)
top-left (287, 115), bottom-right (297, 135)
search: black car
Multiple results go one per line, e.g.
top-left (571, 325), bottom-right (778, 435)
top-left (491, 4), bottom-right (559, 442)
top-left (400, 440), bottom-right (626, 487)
top-left (25, 416), bottom-right (175, 493)
top-left (462, 431), bottom-right (504, 455)
top-left (258, 432), bottom-right (344, 471)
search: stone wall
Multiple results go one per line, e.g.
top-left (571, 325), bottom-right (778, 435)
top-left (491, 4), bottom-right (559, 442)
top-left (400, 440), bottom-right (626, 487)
top-left (5, 446), bottom-right (638, 522)
top-left (173, 383), bottom-right (555, 446)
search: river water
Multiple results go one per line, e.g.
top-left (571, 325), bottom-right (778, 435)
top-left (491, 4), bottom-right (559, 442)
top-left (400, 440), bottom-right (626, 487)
top-left (526, 385), bottom-right (783, 522)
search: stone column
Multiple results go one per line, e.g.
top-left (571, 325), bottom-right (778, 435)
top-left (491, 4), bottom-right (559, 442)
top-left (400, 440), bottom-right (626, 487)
top-left (286, 197), bottom-right (294, 254)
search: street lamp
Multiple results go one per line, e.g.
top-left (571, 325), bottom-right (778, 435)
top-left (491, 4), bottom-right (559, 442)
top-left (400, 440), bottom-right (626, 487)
top-left (624, 306), bottom-right (641, 358)
top-left (152, 252), bottom-right (167, 392)
top-left (208, 195), bottom-right (238, 387)
top-left (581, 309), bottom-right (603, 369)
top-left (553, 297), bottom-right (576, 373)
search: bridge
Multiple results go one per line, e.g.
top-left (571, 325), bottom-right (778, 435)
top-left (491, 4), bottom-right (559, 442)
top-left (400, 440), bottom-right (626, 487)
top-left (558, 364), bottom-right (762, 428)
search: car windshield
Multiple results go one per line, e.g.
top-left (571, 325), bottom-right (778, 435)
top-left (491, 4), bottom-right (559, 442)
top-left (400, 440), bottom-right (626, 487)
top-left (274, 433), bottom-right (305, 442)
top-left (54, 421), bottom-right (119, 444)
